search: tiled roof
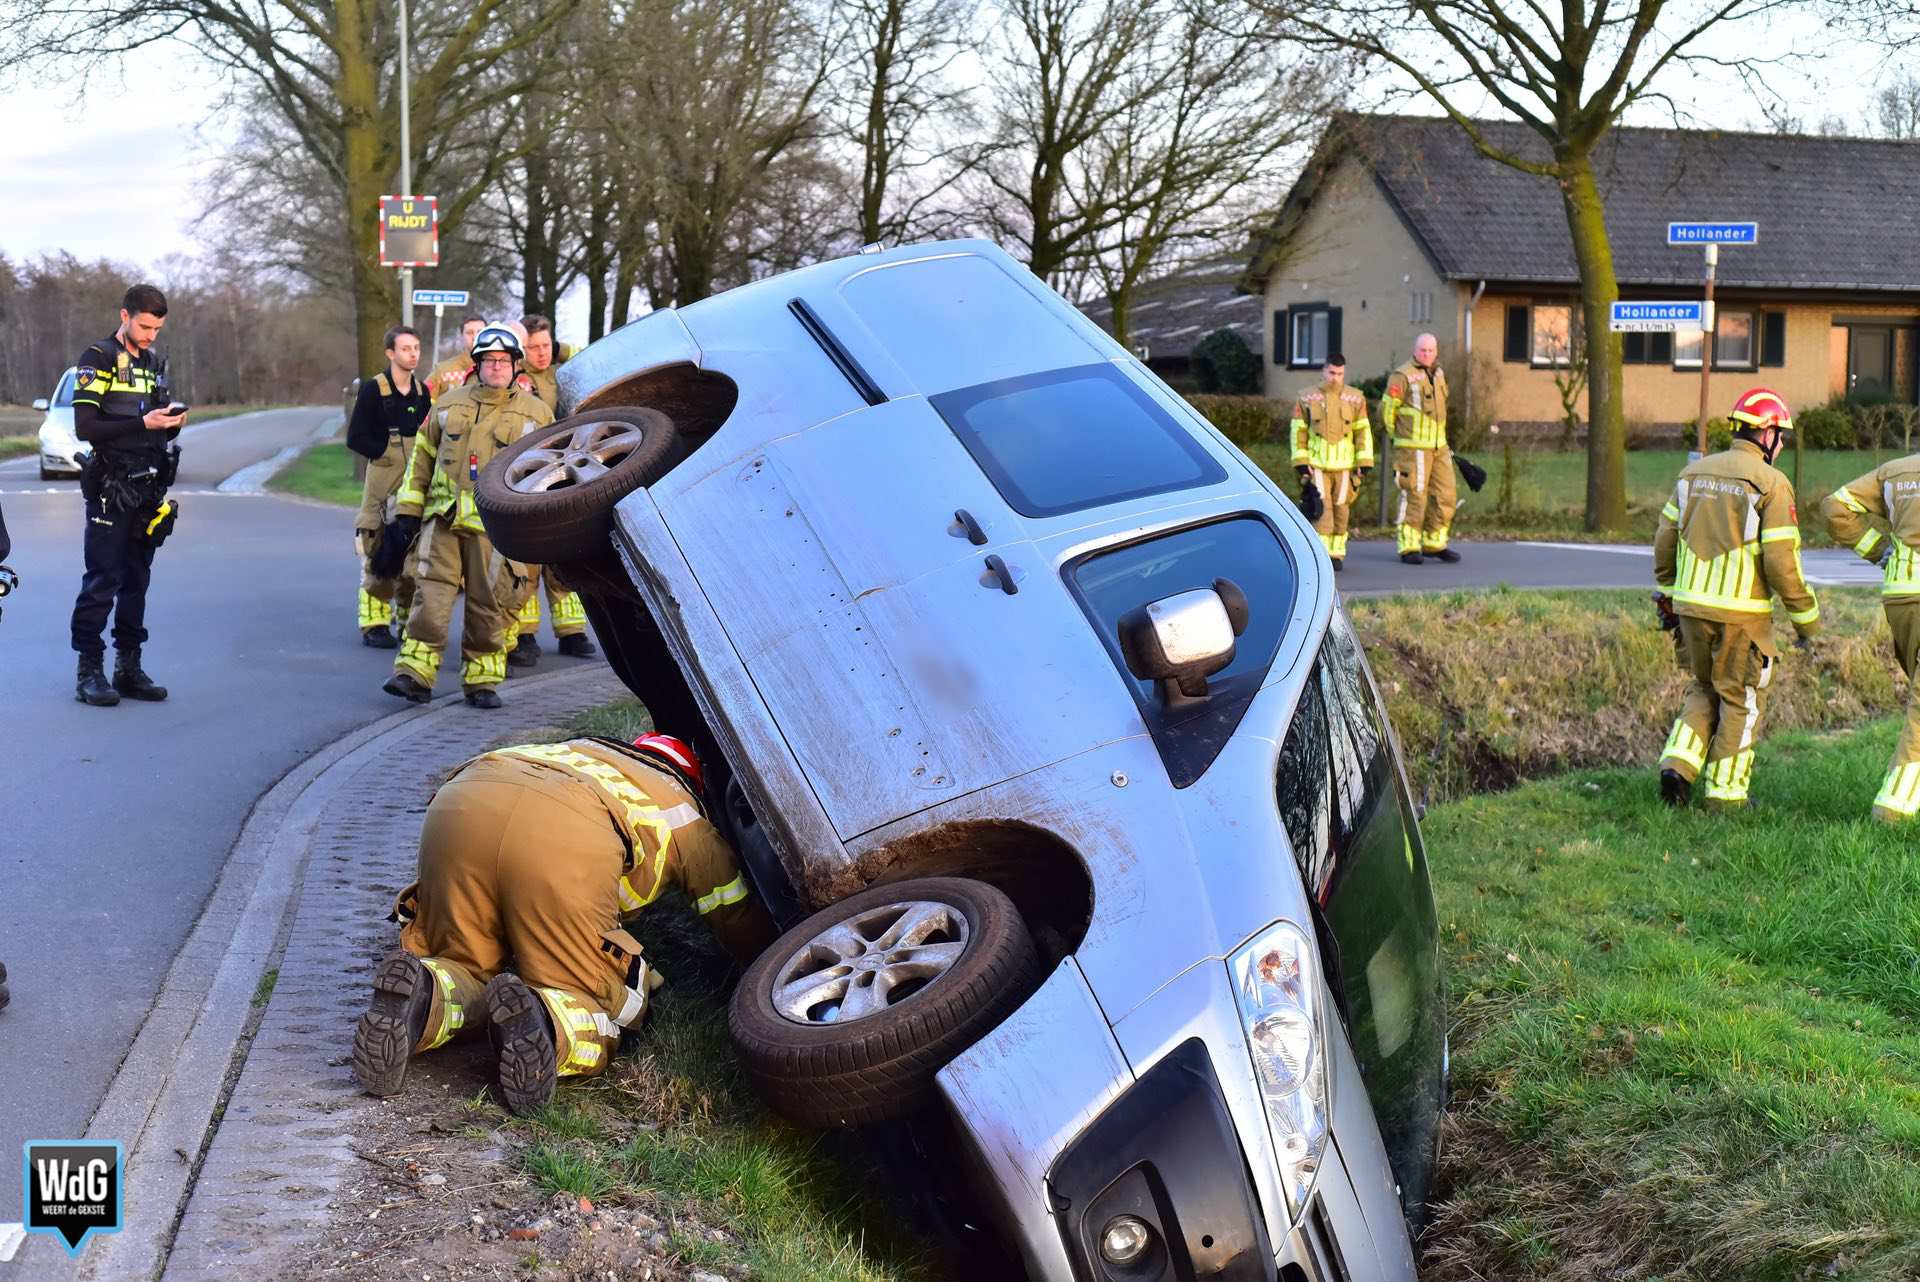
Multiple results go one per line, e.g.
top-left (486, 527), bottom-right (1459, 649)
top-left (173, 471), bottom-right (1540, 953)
top-left (1261, 113), bottom-right (1920, 293)
top-left (1078, 263), bottom-right (1262, 359)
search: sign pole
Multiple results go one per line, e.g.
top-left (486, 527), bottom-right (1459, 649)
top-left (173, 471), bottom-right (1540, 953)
top-left (1696, 243), bottom-right (1717, 454)
top-left (397, 0), bottom-right (414, 327)
top-left (432, 303), bottom-right (445, 364)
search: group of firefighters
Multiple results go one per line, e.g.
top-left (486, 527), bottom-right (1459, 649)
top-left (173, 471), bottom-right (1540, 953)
top-left (348, 313), bottom-right (596, 709)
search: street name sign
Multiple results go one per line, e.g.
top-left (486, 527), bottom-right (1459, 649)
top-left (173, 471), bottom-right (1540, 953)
top-left (379, 195), bottom-right (440, 267)
top-left (1609, 301), bottom-right (1705, 332)
top-left (412, 289), bottom-right (470, 307)
top-left (1666, 221), bottom-right (1758, 246)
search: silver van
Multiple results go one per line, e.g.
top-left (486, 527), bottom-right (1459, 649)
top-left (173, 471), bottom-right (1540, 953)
top-left (478, 239), bottom-right (1446, 1282)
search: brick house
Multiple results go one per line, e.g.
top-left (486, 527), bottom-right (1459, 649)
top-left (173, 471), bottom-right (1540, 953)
top-left (1244, 114), bottom-right (1920, 427)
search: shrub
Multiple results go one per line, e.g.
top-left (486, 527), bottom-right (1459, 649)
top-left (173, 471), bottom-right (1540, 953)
top-left (1190, 328), bottom-right (1262, 395)
top-left (1683, 415), bottom-right (1735, 452)
top-left (1795, 404), bottom-right (1855, 450)
top-left (1185, 394), bottom-right (1283, 448)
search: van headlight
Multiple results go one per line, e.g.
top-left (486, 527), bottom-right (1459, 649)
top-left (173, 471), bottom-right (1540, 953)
top-left (1228, 920), bottom-right (1330, 1218)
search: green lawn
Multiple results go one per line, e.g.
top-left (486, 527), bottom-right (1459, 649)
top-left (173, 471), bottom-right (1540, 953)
top-left (0, 435), bottom-right (33, 459)
top-left (0, 405), bottom-right (294, 464)
top-left (269, 442), bottom-right (363, 506)
top-left (1242, 443), bottom-right (1906, 545)
top-left (1423, 719), bottom-right (1920, 1281)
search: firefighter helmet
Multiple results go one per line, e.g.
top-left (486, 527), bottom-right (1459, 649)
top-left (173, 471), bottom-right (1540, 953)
top-left (469, 324), bottom-right (524, 365)
top-left (1729, 387), bottom-right (1794, 434)
top-left (632, 733), bottom-right (704, 793)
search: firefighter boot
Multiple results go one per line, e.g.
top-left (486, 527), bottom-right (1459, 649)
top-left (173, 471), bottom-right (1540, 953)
top-left (465, 688), bottom-right (503, 709)
top-left (383, 671), bottom-right (433, 704)
top-left (557, 633), bottom-right (596, 658)
top-left (1400, 551), bottom-right (1423, 565)
top-left (509, 635), bottom-right (540, 668)
top-left (362, 625), bottom-right (398, 649)
top-left (0, 960), bottom-right (9, 1012)
top-left (1431, 548), bottom-right (1462, 564)
top-left (485, 973), bottom-right (558, 1116)
top-left (353, 952), bottom-right (433, 1097)
top-left (76, 654), bottom-right (120, 706)
top-left (113, 648), bottom-right (169, 701)
top-left (1660, 768), bottom-right (1691, 808)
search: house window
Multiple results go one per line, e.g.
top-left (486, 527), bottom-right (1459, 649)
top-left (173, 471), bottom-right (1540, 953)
top-left (1408, 291), bottom-right (1432, 324)
top-left (1622, 332), bottom-right (1675, 365)
top-left (1675, 309), bottom-right (1757, 370)
top-left (1530, 304), bottom-right (1576, 366)
top-left (1284, 303), bottom-right (1340, 368)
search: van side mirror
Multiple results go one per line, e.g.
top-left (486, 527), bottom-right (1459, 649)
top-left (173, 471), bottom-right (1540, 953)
top-left (1117, 577), bottom-right (1249, 708)
top-left (32, 399), bottom-right (49, 411)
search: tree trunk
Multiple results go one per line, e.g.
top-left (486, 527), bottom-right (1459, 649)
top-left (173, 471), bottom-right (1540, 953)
top-left (338, 0), bottom-right (394, 378)
top-left (1561, 154), bottom-right (1627, 531)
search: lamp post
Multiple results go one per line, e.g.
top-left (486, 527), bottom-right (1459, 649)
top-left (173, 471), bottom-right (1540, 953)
top-left (397, 0), bottom-right (414, 327)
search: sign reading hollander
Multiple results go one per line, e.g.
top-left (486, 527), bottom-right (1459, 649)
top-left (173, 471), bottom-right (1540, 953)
top-left (379, 195), bottom-right (439, 268)
top-left (1609, 301), bottom-right (1705, 333)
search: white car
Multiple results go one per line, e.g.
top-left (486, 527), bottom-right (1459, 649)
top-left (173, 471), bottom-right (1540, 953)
top-left (34, 367), bottom-right (85, 480)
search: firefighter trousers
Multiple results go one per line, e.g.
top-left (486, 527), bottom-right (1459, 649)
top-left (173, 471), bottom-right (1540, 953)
top-left (355, 435), bottom-right (416, 631)
top-left (1660, 615), bottom-right (1777, 807)
top-left (395, 760), bottom-right (647, 1078)
top-left (512, 567), bottom-right (588, 639)
top-left (1873, 599), bottom-right (1920, 823)
top-left (395, 519), bottom-right (509, 692)
top-left (1306, 467), bottom-right (1357, 560)
top-left (1393, 445), bottom-right (1456, 555)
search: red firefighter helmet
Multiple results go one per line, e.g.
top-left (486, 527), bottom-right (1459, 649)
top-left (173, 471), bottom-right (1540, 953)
top-left (632, 733), bottom-right (703, 793)
top-left (1729, 387), bottom-right (1794, 434)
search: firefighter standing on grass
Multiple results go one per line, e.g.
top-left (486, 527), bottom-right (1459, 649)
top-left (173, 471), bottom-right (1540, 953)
top-left (351, 733), bottom-right (774, 1115)
top-left (1288, 353), bottom-right (1372, 570)
top-left (1380, 333), bottom-right (1460, 565)
top-left (1822, 450), bottom-right (1920, 823)
top-left (503, 314), bottom-right (595, 668)
top-left (346, 325), bottom-right (431, 648)
top-left (380, 325), bottom-right (552, 708)
top-left (1654, 388), bottom-right (1820, 811)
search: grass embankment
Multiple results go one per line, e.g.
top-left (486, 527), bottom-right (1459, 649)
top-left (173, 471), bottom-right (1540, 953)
top-left (497, 699), bottom-right (931, 1282)
top-left (1353, 588), bottom-right (1910, 802)
top-left (1423, 720), bottom-right (1920, 1281)
top-left (270, 440), bottom-right (363, 506)
top-left (1242, 443), bottom-right (1902, 546)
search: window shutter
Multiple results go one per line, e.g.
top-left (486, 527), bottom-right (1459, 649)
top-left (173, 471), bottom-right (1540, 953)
top-left (1622, 332), bottom-right (1646, 364)
top-left (1274, 309), bottom-right (1289, 365)
top-left (1650, 332), bottom-right (1674, 364)
top-left (1326, 308), bottom-right (1343, 361)
top-left (1503, 305), bottom-right (1528, 363)
top-left (1760, 311), bottom-right (1786, 367)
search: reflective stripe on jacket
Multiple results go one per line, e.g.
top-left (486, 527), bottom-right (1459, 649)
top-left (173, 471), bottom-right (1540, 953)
top-left (1821, 453), bottom-right (1920, 600)
top-left (1380, 361), bottom-right (1447, 450)
top-left (1289, 382), bottom-right (1374, 471)
top-left (1654, 439), bottom-right (1819, 628)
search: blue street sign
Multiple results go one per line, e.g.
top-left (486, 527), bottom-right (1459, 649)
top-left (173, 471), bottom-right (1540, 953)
top-left (411, 289), bottom-right (470, 306)
top-left (1666, 222), bottom-right (1757, 246)
top-left (1609, 301), bottom-right (1705, 332)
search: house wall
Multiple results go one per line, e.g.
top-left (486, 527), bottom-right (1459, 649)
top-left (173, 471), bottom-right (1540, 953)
top-left (1261, 156), bottom-right (1458, 403)
top-left (1471, 292), bottom-right (1920, 426)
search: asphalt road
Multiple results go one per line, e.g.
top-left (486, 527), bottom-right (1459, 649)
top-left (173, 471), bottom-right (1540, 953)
top-left (1333, 534), bottom-right (1885, 595)
top-left (0, 407), bottom-right (594, 1222)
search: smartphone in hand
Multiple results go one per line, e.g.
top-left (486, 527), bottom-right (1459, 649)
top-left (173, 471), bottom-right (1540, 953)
top-left (166, 402), bottom-right (190, 415)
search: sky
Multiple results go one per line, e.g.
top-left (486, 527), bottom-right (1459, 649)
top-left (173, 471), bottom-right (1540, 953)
top-left (0, 6), bottom-right (1902, 346)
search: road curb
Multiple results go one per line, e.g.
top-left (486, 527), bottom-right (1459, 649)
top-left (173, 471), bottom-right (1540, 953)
top-left (12, 663), bottom-right (625, 1280)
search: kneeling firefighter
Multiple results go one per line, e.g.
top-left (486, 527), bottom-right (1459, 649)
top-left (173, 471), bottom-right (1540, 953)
top-left (351, 733), bottom-right (776, 1114)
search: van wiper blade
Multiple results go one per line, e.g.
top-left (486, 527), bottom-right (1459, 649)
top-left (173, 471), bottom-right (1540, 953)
top-left (788, 297), bottom-right (886, 406)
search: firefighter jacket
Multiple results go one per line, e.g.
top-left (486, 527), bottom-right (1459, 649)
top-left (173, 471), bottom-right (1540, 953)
top-left (525, 363), bottom-right (560, 413)
top-left (1380, 360), bottom-right (1447, 450)
top-left (396, 382), bottom-right (553, 533)
top-left (426, 355), bottom-right (472, 400)
top-left (1289, 381), bottom-right (1374, 471)
top-left (1822, 452), bottom-right (1920, 601)
top-left (1654, 439), bottom-right (1820, 631)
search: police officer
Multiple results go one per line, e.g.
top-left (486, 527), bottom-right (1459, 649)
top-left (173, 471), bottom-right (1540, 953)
top-left (426, 314), bottom-right (489, 399)
top-left (347, 325), bottom-right (432, 647)
top-left (69, 283), bottom-right (183, 707)
top-left (352, 732), bottom-right (773, 1114)
top-left (382, 324), bottom-right (553, 708)
top-left (502, 314), bottom-right (596, 667)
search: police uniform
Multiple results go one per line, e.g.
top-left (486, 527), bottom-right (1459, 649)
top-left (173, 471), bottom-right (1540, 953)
top-left (1654, 438), bottom-right (1819, 809)
top-left (1823, 453), bottom-right (1920, 823)
top-left (504, 361), bottom-right (590, 653)
top-left (1380, 360), bottom-right (1455, 558)
top-left (1288, 380), bottom-right (1373, 564)
top-left (354, 738), bottom-right (773, 1111)
top-left (347, 370), bottom-right (431, 640)
top-left (68, 334), bottom-right (178, 694)
top-left (391, 381), bottom-right (553, 695)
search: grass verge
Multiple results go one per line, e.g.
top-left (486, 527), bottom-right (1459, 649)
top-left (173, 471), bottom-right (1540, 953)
top-left (476, 699), bottom-right (931, 1282)
top-left (1351, 588), bottom-right (1910, 802)
top-left (0, 435), bottom-right (34, 459)
top-left (1422, 717), bottom-right (1920, 1281)
top-left (269, 441), bottom-right (363, 506)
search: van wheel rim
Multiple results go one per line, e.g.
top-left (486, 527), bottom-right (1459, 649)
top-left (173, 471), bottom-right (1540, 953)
top-left (771, 900), bottom-right (969, 1025)
top-left (504, 421), bottom-right (648, 493)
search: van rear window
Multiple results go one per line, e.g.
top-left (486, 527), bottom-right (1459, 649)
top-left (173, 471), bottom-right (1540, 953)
top-left (931, 363), bottom-right (1225, 518)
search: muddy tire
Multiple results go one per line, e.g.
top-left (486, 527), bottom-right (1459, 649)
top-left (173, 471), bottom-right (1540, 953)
top-left (475, 407), bottom-right (679, 564)
top-left (729, 877), bottom-right (1039, 1128)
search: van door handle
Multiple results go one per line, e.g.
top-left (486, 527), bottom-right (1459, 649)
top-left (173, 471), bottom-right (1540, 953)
top-left (983, 554), bottom-right (1018, 595)
top-left (953, 508), bottom-right (988, 545)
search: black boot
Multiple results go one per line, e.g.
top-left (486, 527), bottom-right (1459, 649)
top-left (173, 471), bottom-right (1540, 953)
top-left (485, 973), bottom-right (558, 1116)
top-left (353, 952), bottom-right (433, 1097)
top-left (508, 635), bottom-right (540, 668)
top-left (557, 633), bottom-right (597, 659)
top-left (382, 671), bottom-right (433, 704)
top-left (0, 960), bottom-right (10, 1012)
top-left (1400, 551), bottom-right (1424, 566)
top-left (1431, 547), bottom-right (1462, 564)
top-left (1660, 768), bottom-right (1691, 808)
top-left (362, 625), bottom-right (398, 649)
top-left (465, 687), bottom-right (503, 709)
top-left (113, 648), bottom-right (169, 701)
top-left (76, 654), bottom-right (121, 706)
top-left (1330, 558), bottom-right (1345, 572)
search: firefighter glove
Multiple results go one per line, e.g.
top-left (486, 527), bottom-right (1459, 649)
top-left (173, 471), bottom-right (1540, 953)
top-left (1297, 481), bottom-right (1324, 523)
top-left (1455, 455), bottom-right (1489, 492)
top-left (1871, 539), bottom-right (1896, 568)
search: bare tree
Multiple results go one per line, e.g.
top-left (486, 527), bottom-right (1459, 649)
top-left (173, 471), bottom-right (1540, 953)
top-left (1879, 71), bottom-right (1920, 137)
top-left (1229, 0), bottom-right (1797, 531)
